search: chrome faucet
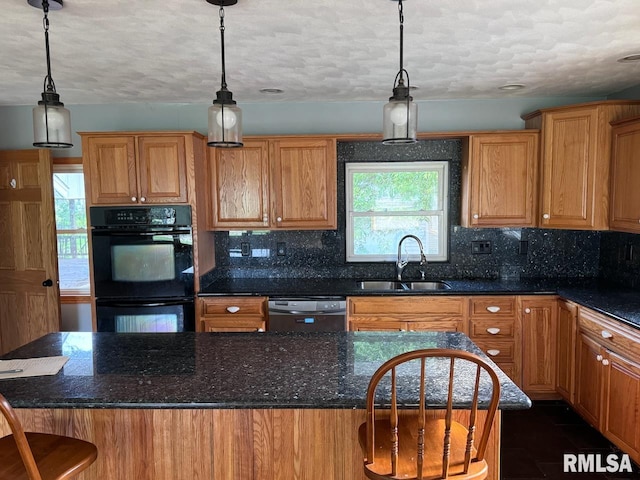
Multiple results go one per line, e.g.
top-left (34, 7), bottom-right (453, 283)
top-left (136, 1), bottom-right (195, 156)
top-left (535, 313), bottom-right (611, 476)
top-left (396, 234), bottom-right (428, 281)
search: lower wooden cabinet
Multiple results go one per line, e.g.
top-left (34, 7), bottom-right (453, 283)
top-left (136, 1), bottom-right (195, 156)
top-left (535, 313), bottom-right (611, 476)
top-left (198, 296), bottom-right (267, 332)
top-left (574, 332), bottom-right (604, 427)
top-left (521, 296), bottom-right (558, 397)
top-left (556, 299), bottom-right (578, 403)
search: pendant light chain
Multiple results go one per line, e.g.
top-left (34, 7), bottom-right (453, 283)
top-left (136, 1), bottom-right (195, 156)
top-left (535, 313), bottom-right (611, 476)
top-left (398, 0), bottom-right (404, 77)
top-left (42, 0), bottom-right (57, 94)
top-left (218, 6), bottom-right (227, 90)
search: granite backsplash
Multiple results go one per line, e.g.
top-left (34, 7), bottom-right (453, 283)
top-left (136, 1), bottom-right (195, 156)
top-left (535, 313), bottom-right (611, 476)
top-left (202, 139), bottom-right (610, 286)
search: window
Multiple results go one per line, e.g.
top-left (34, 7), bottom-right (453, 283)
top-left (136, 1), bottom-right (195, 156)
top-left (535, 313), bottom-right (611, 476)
top-left (346, 161), bottom-right (449, 262)
top-left (53, 164), bottom-right (90, 295)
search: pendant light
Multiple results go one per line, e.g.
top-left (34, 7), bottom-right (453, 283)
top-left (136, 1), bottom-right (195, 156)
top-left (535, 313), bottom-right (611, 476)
top-left (30, 0), bottom-right (73, 149)
top-left (382, 0), bottom-right (417, 145)
top-left (207, 0), bottom-right (243, 148)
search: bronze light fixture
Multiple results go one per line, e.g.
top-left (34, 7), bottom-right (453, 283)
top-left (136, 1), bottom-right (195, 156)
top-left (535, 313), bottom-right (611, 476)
top-left (30, 0), bottom-right (73, 148)
top-left (382, 0), bottom-right (417, 145)
top-left (206, 0), bottom-right (243, 148)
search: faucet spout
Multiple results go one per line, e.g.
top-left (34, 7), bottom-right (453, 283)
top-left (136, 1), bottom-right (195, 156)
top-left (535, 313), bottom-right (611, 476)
top-left (396, 234), bottom-right (428, 281)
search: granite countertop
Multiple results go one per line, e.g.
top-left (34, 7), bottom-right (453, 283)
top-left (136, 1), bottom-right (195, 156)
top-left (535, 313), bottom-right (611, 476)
top-left (0, 331), bottom-right (530, 411)
top-left (199, 277), bottom-right (640, 329)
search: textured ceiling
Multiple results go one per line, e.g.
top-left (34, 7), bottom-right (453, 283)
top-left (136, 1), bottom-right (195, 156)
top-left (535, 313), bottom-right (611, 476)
top-left (1, 0), bottom-right (640, 106)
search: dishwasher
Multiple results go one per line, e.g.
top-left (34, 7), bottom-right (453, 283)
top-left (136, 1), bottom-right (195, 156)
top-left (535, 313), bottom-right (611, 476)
top-left (268, 297), bottom-right (347, 332)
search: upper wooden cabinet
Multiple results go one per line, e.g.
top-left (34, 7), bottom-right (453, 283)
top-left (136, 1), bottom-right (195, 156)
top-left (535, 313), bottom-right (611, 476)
top-left (461, 132), bottom-right (539, 227)
top-left (80, 132), bottom-right (202, 206)
top-left (523, 101), bottom-right (640, 230)
top-left (207, 136), bottom-right (337, 230)
top-left (610, 116), bottom-right (640, 233)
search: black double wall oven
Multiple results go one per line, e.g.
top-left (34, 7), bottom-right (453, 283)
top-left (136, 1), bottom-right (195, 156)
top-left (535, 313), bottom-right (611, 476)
top-left (90, 205), bottom-right (195, 333)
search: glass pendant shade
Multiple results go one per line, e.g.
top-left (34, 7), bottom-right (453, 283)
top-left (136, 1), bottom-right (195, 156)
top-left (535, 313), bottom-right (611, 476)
top-left (208, 102), bottom-right (243, 147)
top-left (382, 96), bottom-right (417, 144)
top-left (33, 99), bottom-right (72, 148)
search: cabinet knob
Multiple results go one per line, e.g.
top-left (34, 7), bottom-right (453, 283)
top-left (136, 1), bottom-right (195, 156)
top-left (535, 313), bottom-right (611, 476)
top-left (10, 178), bottom-right (17, 189)
top-left (131, 196), bottom-right (137, 202)
top-left (596, 354), bottom-right (603, 362)
top-left (257, 328), bottom-right (265, 332)
top-left (473, 214), bottom-right (479, 219)
top-left (140, 196), bottom-right (146, 203)
top-left (543, 213), bottom-right (550, 219)
top-left (276, 216), bottom-right (282, 222)
top-left (524, 308), bottom-right (531, 314)
top-left (226, 306), bottom-right (240, 313)
top-left (486, 327), bottom-right (501, 335)
top-left (602, 359), bottom-right (610, 366)
top-left (262, 214), bottom-right (268, 224)
top-left (601, 330), bottom-right (613, 339)
top-left (487, 349), bottom-right (500, 357)
top-left (486, 306), bottom-right (501, 313)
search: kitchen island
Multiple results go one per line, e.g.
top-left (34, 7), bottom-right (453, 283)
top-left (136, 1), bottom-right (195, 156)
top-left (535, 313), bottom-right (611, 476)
top-left (0, 331), bottom-right (530, 480)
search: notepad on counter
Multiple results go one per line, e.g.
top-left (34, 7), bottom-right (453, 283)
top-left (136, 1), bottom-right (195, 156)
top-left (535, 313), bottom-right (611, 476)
top-left (0, 356), bottom-right (69, 379)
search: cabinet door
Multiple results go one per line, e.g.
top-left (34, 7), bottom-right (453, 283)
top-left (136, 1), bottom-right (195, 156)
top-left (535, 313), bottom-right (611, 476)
top-left (601, 350), bottom-right (640, 460)
top-left (85, 136), bottom-right (137, 205)
top-left (465, 133), bottom-right (538, 227)
top-left (521, 297), bottom-right (558, 396)
top-left (574, 333), bottom-right (603, 427)
top-left (137, 136), bottom-right (188, 204)
top-left (610, 119), bottom-right (640, 233)
top-left (208, 140), bottom-right (270, 229)
top-left (270, 138), bottom-right (337, 229)
top-left (539, 108), bottom-right (599, 229)
top-left (556, 299), bottom-right (577, 403)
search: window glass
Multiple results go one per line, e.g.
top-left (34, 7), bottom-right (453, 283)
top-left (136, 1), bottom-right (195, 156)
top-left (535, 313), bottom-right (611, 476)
top-left (346, 162), bottom-right (449, 262)
top-left (53, 166), bottom-right (90, 294)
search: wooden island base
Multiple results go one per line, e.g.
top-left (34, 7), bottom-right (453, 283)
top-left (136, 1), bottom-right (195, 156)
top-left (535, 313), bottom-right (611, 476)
top-left (4, 408), bottom-right (500, 480)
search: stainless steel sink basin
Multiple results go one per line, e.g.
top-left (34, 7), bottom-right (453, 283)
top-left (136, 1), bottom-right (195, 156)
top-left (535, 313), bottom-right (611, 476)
top-left (355, 280), bottom-right (451, 291)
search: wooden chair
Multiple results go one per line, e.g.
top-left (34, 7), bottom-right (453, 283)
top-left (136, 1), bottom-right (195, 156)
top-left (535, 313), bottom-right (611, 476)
top-left (0, 393), bottom-right (97, 480)
top-left (358, 349), bottom-right (501, 480)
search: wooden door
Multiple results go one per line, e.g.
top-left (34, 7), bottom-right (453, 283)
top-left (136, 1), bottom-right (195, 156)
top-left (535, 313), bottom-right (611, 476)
top-left (610, 118), bottom-right (640, 233)
top-left (207, 140), bottom-right (270, 229)
top-left (270, 138), bottom-right (337, 229)
top-left (0, 150), bottom-right (60, 355)
top-left (465, 133), bottom-right (538, 227)
top-left (574, 333), bottom-right (603, 427)
top-left (556, 299), bottom-right (577, 403)
top-left (601, 350), bottom-right (640, 461)
top-left (84, 136), bottom-right (137, 205)
top-left (137, 135), bottom-right (188, 204)
top-left (539, 108), bottom-right (599, 229)
top-left (521, 297), bottom-right (558, 396)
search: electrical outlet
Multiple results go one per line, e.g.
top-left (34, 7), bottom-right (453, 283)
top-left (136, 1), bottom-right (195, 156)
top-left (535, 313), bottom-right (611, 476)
top-left (276, 242), bottom-right (287, 256)
top-left (519, 240), bottom-right (529, 255)
top-left (241, 242), bottom-right (250, 257)
top-left (471, 240), bottom-right (492, 254)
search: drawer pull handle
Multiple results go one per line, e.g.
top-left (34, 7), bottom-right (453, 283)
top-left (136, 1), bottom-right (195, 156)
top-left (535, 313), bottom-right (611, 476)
top-left (486, 327), bottom-right (501, 335)
top-left (486, 306), bottom-right (501, 313)
top-left (602, 359), bottom-right (610, 366)
top-left (601, 330), bottom-right (613, 339)
top-left (487, 349), bottom-right (500, 357)
top-left (257, 328), bottom-right (265, 332)
top-left (596, 354), bottom-right (603, 362)
top-left (226, 306), bottom-right (240, 313)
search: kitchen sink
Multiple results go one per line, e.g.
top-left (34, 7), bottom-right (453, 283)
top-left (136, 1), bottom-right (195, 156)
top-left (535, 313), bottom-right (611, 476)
top-left (356, 280), bottom-right (451, 291)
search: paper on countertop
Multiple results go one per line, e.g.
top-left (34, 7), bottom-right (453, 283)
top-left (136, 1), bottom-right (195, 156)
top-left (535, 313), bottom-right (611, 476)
top-left (0, 356), bottom-right (69, 379)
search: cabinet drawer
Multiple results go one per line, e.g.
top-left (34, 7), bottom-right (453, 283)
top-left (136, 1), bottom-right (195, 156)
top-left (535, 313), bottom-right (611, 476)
top-left (473, 339), bottom-right (515, 363)
top-left (579, 308), bottom-right (640, 359)
top-left (469, 296), bottom-right (516, 317)
top-left (410, 319), bottom-right (464, 332)
top-left (201, 297), bottom-right (267, 316)
top-left (349, 296), bottom-right (466, 316)
top-left (201, 317), bottom-right (266, 332)
top-left (470, 319), bottom-right (515, 339)
top-left (349, 320), bottom-right (407, 332)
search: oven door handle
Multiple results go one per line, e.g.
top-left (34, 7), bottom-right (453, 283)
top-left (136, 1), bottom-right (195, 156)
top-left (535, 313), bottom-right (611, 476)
top-left (92, 229), bottom-right (191, 236)
top-left (100, 299), bottom-right (193, 308)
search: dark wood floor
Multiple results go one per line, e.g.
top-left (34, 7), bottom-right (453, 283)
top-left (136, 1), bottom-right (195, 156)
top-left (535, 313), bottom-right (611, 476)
top-left (501, 401), bottom-right (640, 480)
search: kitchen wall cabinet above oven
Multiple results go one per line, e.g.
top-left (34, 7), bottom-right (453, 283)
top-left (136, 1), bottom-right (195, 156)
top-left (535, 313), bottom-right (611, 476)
top-left (206, 136), bottom-right (337, 230)
top-left (461, 131), bottom-right (539, 228)
top-left (80, 132), bottom-right (204, 206)
top-left (523, 101), bottom-right (640, 230)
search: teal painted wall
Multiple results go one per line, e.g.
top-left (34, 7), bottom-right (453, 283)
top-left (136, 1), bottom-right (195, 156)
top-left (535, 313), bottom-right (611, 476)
top-left (608, 84), bottom-right (640, 99)
top-left (0, 96), bottom-right (604, 157)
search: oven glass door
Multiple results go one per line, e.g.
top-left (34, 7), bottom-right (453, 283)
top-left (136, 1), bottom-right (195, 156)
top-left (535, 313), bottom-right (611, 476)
top-left (92, 228), bottom-right (193, 299)
top-left (96, 299), bottom-right (195, 333)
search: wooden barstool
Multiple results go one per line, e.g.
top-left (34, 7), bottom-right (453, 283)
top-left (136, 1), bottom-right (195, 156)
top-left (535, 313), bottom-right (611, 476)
top-left (0, 393), bottom-right (97, 480)
top-left (358, 349), bottom-right (501, 480)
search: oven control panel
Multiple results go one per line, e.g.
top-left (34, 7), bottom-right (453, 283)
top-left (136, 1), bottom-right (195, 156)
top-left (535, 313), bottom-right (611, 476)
top-left (90, 206), bottom-right (192, 227)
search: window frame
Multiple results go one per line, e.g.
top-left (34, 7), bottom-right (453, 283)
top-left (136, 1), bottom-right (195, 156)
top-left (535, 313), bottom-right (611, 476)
top-left (345, 161), bottom-right (449, 262)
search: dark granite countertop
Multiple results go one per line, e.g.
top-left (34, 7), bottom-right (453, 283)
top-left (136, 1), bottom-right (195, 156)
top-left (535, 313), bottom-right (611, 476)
top-left (0, 331), bottom-right (530, 411)
top-left (199, 277), bottom-right (640, 329)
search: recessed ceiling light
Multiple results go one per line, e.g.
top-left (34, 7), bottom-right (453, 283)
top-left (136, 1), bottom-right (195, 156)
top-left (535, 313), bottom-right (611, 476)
top-left (499, 84), bottom-right (526, 91)
top-left (617, 54), bottom-right (640, 63)
top-left (259, 88), bottom-right (284, 94)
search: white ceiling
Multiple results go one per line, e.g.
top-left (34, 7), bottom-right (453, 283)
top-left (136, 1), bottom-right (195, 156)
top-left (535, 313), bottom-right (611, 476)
top-left (2, 0), bottom-right (640, 107)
